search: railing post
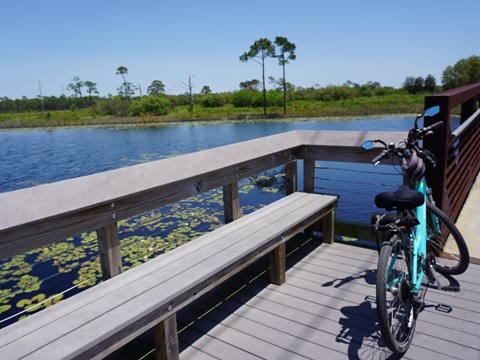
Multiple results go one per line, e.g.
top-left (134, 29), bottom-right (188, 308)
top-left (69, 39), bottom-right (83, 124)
top-left (461, 97), bottom-right (477, 123)
top-left (285, 161), bottom-right (297, 195)
top-left (154, 314), bottom-right (179, 360)
top-left (223, 182), bottom-right (239, 224)
top-left (424, 95), bottom-right (450, 212)
top-left (303, 159), bottom-right (315, 192)
top-left (96, 223), bottom-right (122, 279)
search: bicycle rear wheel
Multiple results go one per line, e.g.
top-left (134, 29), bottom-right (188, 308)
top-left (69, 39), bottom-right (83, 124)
top-left (376, 233), bottom-right (416, 355)
top-left (426, 203), bottom-right (469, 275)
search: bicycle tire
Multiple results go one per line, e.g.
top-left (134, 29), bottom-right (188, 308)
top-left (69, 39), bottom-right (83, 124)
top-left (376, 234), bottom-right (416, 355)
top-left (426, 203), bottom-right (469, 275)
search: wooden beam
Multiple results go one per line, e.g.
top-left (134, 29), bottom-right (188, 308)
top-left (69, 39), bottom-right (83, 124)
top-left (0, 129), bottom-right (405, 260)
top-left (223, 182), bottom-right (239, 224)
top-left (269, 243), bottom-right (286, 285)
top-left (154, 314), bottom-right (179, 360)
top-left (96, 223), bottom-right (122, 279)
top-left (322, 209), bottom-right (336, 244)
top-left (285, 161), bottom-right (297, 195)
top-left (303, 159), bottom-right (315, 192)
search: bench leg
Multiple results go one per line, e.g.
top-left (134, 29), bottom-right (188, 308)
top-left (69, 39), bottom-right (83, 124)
top-left (269, 243), bottom-right (286, 285)
top-left (155, 314), bottom-right (179, 360)
top-left (305, 209), bottom-right (336, 244)
top-left (322, 209), bottom-right (336, 244)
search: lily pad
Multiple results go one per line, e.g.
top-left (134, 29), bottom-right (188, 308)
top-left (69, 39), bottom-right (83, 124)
top-left (0, 305), bottom-right (12, 315)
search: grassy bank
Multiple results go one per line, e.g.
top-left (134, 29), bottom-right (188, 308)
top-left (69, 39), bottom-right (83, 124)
top-left (0, 94), bottom-right (424, 129)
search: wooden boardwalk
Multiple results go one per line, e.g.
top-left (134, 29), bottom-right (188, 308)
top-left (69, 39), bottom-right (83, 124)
top-left (108, 235), bottom-right (480, 360)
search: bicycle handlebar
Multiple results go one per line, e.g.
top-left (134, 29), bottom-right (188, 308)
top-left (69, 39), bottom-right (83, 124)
top-left (425, 121), bottom-right (444, 132)
top-left (364, 118), bottom-right (444, 165)
top-left (372, 150), bottom-right (389, 164)
top-left (409, 120), bottom-right (444, 141)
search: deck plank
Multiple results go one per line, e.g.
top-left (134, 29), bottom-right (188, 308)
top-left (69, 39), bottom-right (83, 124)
top-left (108, 237), bottom-right (480, 360)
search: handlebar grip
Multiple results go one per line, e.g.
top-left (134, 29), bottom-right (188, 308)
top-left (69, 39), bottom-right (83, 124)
top-left (372, 152), bottom-right (385, 164)
top-left (426, 121), bottom-right (443, 132)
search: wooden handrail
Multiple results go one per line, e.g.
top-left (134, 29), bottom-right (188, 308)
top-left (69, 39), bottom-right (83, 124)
top-left (424, 82), bottom-right (480, 220)
top-left (0, 130), bottom-right (404, 263)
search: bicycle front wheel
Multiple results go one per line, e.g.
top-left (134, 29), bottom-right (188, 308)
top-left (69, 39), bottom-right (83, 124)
top-left (426, 203), bottom-right (469, 275)
top-left (376, 233), bottom-right (416, 355)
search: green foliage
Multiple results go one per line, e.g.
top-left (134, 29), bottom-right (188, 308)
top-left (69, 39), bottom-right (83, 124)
top-left (240, 38), bottom-right (276, 115)
top-left (239, 38), bottom-right (275, 63)
top-left (116, 66), bottom-right (135, 99)
top-left (200, 85), bottom-right (212, 95)
top-left (266, 90), bottom-right (284, 107)
top-left (274, 36), bottom-right (296, 66)
top-left (66, 76), bottom-right (84, 99)
top-left (147, 80), bottom-right (166, 96)
top-left (442, 55), bottom-right (480, 89)
top-left (230, 90), bottom-right (263, 107)
top-left (229, 90), bottom-right (285, 108)
top-left (423, 74), bottom-right (437, 92)
top-left (239, 79), bottom-right (261, 90)
top-left (0, 305), bottom-right (11, 315)
top-left (99, 96), bottom-right (130, 117)
top-left (274, 36), bottom-right (297, 114)
top-left (199, 94), bottom-right (226, 108)
top-left (129, 96), bottom-right (172, 116)
top-left (313, 86), bottom-right (355, 101)
top-left (402, 74), bottom-right (437, 94)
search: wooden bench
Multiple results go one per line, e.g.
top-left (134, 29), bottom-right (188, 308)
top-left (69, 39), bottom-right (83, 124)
top-left (0, 192), bottom-right (337, 360)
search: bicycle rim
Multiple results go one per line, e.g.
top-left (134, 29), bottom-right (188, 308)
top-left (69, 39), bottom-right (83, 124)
top-left (376, 234), bottom-right (416, 354)
top-left (426, 203), bottom-right (470, 275)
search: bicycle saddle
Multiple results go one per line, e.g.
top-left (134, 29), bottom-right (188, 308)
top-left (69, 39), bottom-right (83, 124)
top-left (375, 186), bottom-right (424, 211)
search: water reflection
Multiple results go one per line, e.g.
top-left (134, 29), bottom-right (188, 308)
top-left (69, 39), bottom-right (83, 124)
top-left (0, 117), bottom-right (435, 327)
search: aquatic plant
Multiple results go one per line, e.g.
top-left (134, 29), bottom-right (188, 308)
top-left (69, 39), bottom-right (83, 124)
top-left (0, 162), bottom-right (285, 327)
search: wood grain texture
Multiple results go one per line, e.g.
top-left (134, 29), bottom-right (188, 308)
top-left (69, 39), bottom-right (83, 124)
top-left (110, 239), bottom-right (480, 359)
top-left (0, 192), bottom-right (337, 360)
top-left (285, 161), bottom-right (297, 195)
top-left (269, 243), bottom-right (286, 285)
top-left (154, 314), bottom-right (179, 360)
top-left (223, 182), bottom-right (239, 224)
top-left (96, 223), bottom-right (122, 279)
top-left (0, 130), bottom-right (402, 260)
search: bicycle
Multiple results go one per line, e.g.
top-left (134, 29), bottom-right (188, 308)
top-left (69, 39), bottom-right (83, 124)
top-left (361, 106), bottom-right (470, 355)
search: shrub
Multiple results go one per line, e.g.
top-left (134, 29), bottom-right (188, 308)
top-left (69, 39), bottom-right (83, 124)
top-left (129, 96), bottom-right (172, 116)
top-left (230, 90), bottom-right (286, 108)
top-left (99, 96), bottom-right (130, 117)
top-left (230, 90), bottom-right (263, 107)
top-left (266, 90), bottom-right (284, 107)
top-left (199, 94), bottom-right (226, 108)
top-left (314, 86), bottom-right (355, 101)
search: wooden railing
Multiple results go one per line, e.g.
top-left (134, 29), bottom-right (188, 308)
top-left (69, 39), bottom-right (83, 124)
top-left (424, 82), bottom-right (480, 221)
top-left (0, 130), bottom-right (404, 280)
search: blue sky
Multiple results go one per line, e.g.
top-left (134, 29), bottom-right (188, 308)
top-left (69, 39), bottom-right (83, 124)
top-left (1, 0), bottom-right (478, 99)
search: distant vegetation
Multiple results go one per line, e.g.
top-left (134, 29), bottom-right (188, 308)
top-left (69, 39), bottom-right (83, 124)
top-left (0, 55), bottom-right (479, 128)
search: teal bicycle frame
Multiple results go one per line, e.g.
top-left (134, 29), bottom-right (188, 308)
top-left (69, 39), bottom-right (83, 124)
top-left (411, 178), bottom-right (427, 293)
top-left (410, 177), bottom-right (442, 293)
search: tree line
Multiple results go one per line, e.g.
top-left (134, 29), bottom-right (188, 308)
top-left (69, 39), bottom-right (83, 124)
top-left (1, 53), bottom-right (479, 116)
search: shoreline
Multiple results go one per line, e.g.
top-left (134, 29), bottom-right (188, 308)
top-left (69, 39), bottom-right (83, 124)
top-left (0, 112), bottom-right (419, 131)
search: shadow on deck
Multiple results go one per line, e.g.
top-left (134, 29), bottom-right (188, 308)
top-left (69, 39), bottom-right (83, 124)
top-left (108, 234), bottom-right (480, 360)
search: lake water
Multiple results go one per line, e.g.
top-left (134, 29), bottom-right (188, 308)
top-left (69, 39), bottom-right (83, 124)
top-left (0, 117), bottom-right (415, 193)
top-left (0, 116), bottom-right (427, 327)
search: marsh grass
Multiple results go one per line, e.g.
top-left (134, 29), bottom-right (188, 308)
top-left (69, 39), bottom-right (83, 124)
top-left (0, 95), bottom-right (424, 128)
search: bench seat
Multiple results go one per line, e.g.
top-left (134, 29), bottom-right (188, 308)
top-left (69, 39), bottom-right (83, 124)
top-left (0, 192), bottom-right (337, 360)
